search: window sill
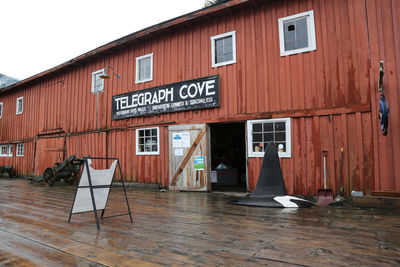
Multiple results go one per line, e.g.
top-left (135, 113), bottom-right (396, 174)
top-left (135, 78), bottom-right (153, 84)
top-left (248, 152), bottom-right (291, 158)
top-left (212, 60), bottom-right (236, 68)
top-left (136, 152), bottom-right (160, 156)
top-left (280, 47), bottom-right (316, 57)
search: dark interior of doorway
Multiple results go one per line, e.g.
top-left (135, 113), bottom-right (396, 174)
top-left (210, 122), bottom-right (246, 192)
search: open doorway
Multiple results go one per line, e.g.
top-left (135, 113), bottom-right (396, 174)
top-left (209, 122), bottom-right (247, 192)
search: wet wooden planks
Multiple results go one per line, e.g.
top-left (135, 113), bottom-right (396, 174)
top-left (1, 178), bottom-right (400, 266)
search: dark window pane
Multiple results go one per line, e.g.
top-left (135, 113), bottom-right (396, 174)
top-left (253, 133), bottom-right (262, 142)
top-left (145, 129), bottom-right (151, 136)
top-left (283, 16), bottom-right (310, 51)
top-left (295, 18), bottom-right (307, 33)
top-left (284, 22), bottom-right (294, 32)
top-left (144, 65), bottom-right (151, 77)
top-left (284, 27), bottom-right (295, 41)
top-left (215, 38), bottom-right (224, 48)
top-left (253, 123), bottom-right (262, 132)
top-left (263, 142), bottom-right (269, 150)
top-left (275, 122), bottom-right (286, 131)
top-left (138, 144), bottom-right (144, 152)
top-left (224, 44), bottom-right (233, 55)
top-left (275, 132), bottom-right (286, 141)
top-left (263, 133), bottom-right (274, 141)
top-left (215, 36), bottom-right (233, 64)
top-left (216, 46), bottom-right (224, 56)
top-left (216, 55), bottom-right (224, 63)
top-left (145, 60), bottom-right (151, 73)
top-left (138, 137), bottom-right (144, 146)
top-left (152, 137), bottom-right (158, 143)
top-left (139, 57), bottom-right (151, 80)
top-left (223, 53), bottom-right (233, 62)
top-left (224, 36), bottom-right (232, 46)
top-left (263, 123), bottom-right (273, 132)
top-left (152, 129), bottom-right (157, 136)
top-left (285, 41), bottom-right (296, 50)
top-left (296, 38), bottom-right (308, 49)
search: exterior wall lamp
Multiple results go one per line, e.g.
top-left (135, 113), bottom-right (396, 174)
top-left (100, 66), bottom-right (121, 79)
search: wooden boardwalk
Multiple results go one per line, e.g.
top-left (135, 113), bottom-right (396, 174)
top-left (0, 178), bottom-right (399, 266)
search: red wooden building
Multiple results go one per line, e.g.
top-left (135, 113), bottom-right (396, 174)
top-left (0, 0), bottom-right (399, 197)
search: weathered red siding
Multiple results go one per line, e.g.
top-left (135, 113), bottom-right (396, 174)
top-left (366, 0), bottom-right (400, 193)
top-left (0, 0), bottom-right (398, 196)
top-left (249, 113), bottom-right (374, 196)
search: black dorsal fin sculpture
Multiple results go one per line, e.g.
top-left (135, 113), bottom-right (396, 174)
top-left (230, 142), bottom-right (313, 208)
top-left (252, 142), bottom-right (286, 197)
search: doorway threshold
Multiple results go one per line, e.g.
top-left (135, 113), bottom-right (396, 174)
top-left (212, 190), bottom-right (249, 197)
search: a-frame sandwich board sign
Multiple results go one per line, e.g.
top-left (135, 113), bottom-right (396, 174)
top-left (68, 157), bottom-right (133, 230)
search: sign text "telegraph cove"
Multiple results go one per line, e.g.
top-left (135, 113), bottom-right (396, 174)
top-left (112, 75), bottom-right (219, 120)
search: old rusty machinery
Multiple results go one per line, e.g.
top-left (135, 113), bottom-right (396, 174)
top-left (42, 155), bottom-right (84, 186)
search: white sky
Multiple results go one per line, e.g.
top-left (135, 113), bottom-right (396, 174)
top-left (0, 0), bottom-right (204, 80)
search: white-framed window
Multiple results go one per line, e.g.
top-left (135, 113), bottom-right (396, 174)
top-left (136, 127), bottom-right (160, 155)
top-left (135, 53), bottom-right (154, 84)
top-left (16, 97), bottom-right (23, 115)
top-left (16, 143), bottom-right (24, 157)
top-left (278, 10), bottom-right (316, 56)
top-left (0, 102), bottom-right (3, 118)
top-left (211, 30), bottom-right (236, 68)
top-left (0, 144), bottom-right (12, 157)
top-left (91, 69), bottom-right (106, 94)
top-left (247, 118), bottom-right (291, 158)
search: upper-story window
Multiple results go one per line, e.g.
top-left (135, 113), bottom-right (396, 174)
top-left (135, 53), bottom-right (154, 84)
top-left (247, 118), bottom-right (291, 158)
top-left (211, 31), bottom-right (236, 67)
top-left (16, 143), bottom-right (24, 157)
top-left (16, 97), bottom-right (23, 115)
top-left (278, 10), bottom-right (316, 56)
top-left (91, 69), bottom-right (106, 94)
top-left (0, 102), bottom-right (3, 118)
top-left (0, 144), bottom-right (12, 157)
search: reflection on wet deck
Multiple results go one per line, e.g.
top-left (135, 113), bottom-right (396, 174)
top-left (0, 178), bottom-right (399, 266)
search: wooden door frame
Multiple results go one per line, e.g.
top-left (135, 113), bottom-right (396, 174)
top-left (168, 123), bottom-right (210, 191)
top-left (207, 121), bottom-right (249, 192)
top-left (244, 121), bottom-right (249, 191)
top-left (33, 134), bottom-right (66, 176)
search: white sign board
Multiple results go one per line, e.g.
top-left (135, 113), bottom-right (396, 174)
top-left (172, 132), bottom-right (191, 148)
top-left (174, 148), bottom-right (184, 156)
top-left (71, 159), bottom-right (117, 214)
